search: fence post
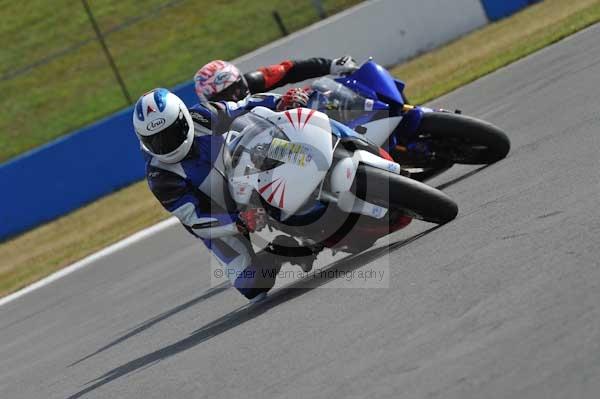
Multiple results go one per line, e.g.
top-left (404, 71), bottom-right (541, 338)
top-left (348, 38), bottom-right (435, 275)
top-left (272, 10), bottom-right (289, 36)
top-left (81, 0), bottom-right (133, 105)
top-left (312, 0), bottom-right (327, 19)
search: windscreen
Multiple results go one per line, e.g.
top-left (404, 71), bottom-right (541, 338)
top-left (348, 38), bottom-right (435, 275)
top-left (223, 113), bottom-right (290, 178)
top-left (309, 77), bottom-right (372, 123)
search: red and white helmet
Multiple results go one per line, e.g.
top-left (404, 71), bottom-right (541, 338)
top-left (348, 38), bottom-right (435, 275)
top-left (132, 88), bottom-right (194, 164)
top-left (194, 60), bottom-right (249, 102)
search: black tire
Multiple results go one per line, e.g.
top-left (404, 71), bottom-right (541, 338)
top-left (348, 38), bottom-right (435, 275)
top-left (418, 112), bottom-right (510, 164)
top-left (355, 165), bottom-right (458, 224)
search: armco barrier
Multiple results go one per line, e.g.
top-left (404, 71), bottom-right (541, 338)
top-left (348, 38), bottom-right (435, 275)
top-left (1, 0), bottom-right (537, 240)
top-left (479, 0), bottom-right (541, 21)
top-left (0, 82), bottom-right (197, 241)
top-left (0, 107), bottom-right (141, 241)
top-left (232, 0), bottom-right (488, 73)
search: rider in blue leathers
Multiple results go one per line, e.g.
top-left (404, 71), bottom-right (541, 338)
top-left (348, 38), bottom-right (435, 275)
top-left (133, 88), bottom-right (306, 302)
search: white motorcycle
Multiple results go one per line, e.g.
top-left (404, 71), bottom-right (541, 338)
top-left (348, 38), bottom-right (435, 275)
top-left (222, 106), bottom-right (458, 253)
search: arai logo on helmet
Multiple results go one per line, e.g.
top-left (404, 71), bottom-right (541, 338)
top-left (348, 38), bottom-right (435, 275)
top-left (147, 118), bottom-right (166, 131)
top-left (214, 72), bottom-right (231, 85)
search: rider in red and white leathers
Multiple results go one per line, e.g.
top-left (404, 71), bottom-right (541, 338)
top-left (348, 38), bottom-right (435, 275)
top-left (193, 56), bottom-right (358, 102)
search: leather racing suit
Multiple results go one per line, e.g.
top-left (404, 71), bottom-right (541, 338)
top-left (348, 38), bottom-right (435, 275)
top-left (244, 57), bottom-right (334, 93)
top-left (143, 94), bottom-right (284, 300)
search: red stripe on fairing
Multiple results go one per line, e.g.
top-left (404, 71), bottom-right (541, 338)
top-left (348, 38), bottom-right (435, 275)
top-left (301, 109), bottom-right (316, 129)
top-left (390, 215), bottom-right (412, 232)
top-left (297, 108), bottom-right (302, 126)
top-left (284, 111), bottom-right (295, 128)
top-left (259, 178), bottom-right (279, 194)
top-left (268, 181), bottom-right (283, 203)
top-left (378, 147), bottom-right (394, 161)
top-left (279, 183), bottom-right (286, 208)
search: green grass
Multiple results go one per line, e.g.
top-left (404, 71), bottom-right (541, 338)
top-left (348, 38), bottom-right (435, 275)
top-left (0, 0), bottom-right (361, 163)
top-left (2, 0), bottom-right (600, 298)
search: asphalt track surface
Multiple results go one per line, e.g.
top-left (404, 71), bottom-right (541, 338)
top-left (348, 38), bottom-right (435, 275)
top-left (2, 25), bottom-right (600, 399)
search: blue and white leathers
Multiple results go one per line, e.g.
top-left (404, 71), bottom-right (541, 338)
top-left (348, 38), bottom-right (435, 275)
top-left (143, 94), bottom-right (281, 300)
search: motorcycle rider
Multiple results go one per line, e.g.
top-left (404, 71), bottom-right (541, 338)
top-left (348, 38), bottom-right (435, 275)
top-left (193, 56), bottom-right (358, 102)
top-left (133, 88), bottom-right (318, 302)
top-left (194, 56), bottom-right (417, 156)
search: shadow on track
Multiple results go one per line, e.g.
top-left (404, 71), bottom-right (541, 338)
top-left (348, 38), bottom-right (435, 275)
top-left (435, 165), bottom-right (490, 190)
top-left (66, 164), bottom-right (492, 397)
top-left (69, 281), bottom-right (231, 367)
top-left (65, 226), bottom-right (441, 399)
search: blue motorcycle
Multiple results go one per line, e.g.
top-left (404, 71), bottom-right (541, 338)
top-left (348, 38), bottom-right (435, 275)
top-left (307, 59), bottom-right (510, 180)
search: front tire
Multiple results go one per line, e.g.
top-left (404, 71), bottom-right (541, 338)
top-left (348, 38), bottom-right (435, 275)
top-left (355, 165), bottom-right (458, 224)
top-left (418, 112), bottom-right (510, 164)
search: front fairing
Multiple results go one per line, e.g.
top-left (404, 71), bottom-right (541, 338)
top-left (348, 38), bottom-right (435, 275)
top-left (223, 108), bottom-right (334, 215)
top-left (336, 60), bottom-right (405, 105)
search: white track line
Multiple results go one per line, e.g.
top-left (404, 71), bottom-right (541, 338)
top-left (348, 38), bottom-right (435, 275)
top-left (0, 217), bottom-right (180, 307)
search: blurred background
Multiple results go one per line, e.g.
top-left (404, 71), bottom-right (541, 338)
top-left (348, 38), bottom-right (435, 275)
top-left (0, 0), bottom-right (361, 163)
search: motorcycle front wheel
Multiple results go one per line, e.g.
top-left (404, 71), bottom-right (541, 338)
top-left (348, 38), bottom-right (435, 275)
top-left (417, 112), bottom-right (510, 165)
top-left (354, 164), bottom-right (458, 224)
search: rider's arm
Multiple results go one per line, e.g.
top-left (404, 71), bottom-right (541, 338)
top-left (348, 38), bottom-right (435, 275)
top-left (245, 58), bottom-right (333, 92)
top-left (146, 166), bottom-right (240, 239)
top-left (189, 94), bottom-right (280, 134)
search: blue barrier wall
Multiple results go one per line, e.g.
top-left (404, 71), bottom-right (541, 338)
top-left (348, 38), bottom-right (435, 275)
top-left (0, 82), bottom-right (198, 241)
top-left (480, 0), bottom-right (540, 21)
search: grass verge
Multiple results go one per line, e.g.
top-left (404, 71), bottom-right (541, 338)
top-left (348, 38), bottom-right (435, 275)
top-left (0, 0), bottom-right (361, 163)
top-left (2, 0), bottom-right (600, 298)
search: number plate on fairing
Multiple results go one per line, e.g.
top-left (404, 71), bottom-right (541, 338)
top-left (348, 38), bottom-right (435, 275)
top-left (268, 138), bottom-right (313, 167)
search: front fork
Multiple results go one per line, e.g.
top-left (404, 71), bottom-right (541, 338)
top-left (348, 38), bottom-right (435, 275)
top-left (389, 104), bottom-right (458, 154)
top-left (387, 104), bottom-right (428, 155)
top-left (389, 104), bottom-right (460, 181)
top-left (391, 103), bottom-right (458, 146)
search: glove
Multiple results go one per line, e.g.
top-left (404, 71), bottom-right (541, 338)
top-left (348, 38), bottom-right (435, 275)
top-left (276, 87), bottom-right (312, 111)
top-left (330, 55), bottom-right (358, 75)
top-left (238, 208), bottom-right (267, 233)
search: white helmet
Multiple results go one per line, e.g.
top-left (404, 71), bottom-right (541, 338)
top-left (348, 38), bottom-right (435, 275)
top-left (194, 60), bottom-right (249, 102)
top-left (133, 88), bottom-right (194, 164)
